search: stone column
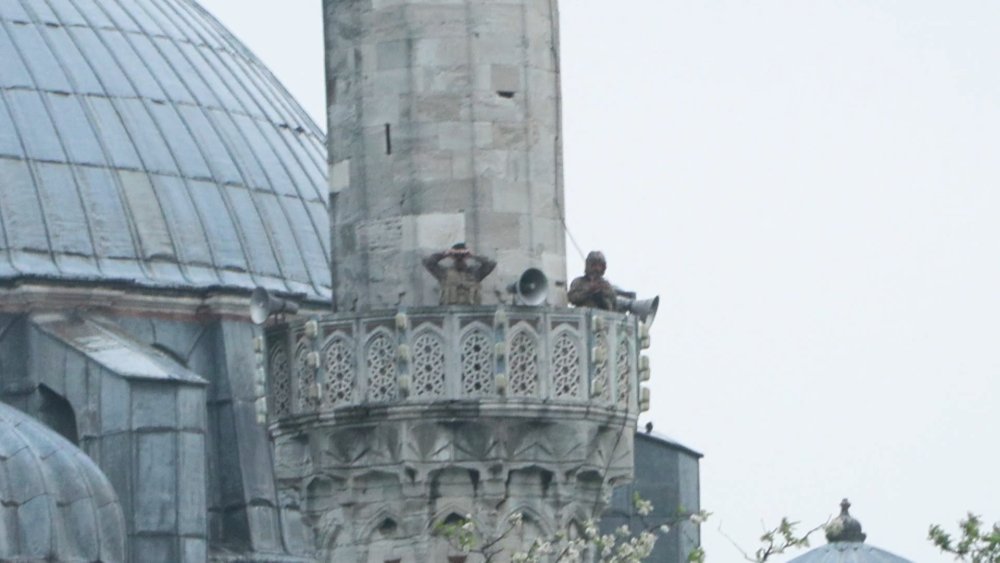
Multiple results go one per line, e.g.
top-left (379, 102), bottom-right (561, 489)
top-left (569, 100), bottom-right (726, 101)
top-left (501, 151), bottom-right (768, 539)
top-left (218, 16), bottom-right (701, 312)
top-left (325, 0), bottom-right (568, 311)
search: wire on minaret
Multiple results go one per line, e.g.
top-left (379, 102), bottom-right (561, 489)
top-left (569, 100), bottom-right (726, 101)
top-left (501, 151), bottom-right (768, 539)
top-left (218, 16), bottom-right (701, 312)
top-left (554, 196), bottom-right (586, 261)
top-left (563, 220), bottom-right (586, 262)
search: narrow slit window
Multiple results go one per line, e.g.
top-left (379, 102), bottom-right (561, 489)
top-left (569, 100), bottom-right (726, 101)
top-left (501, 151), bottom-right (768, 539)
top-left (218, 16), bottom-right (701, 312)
top-left (385, 123), bottom-right (392, 155)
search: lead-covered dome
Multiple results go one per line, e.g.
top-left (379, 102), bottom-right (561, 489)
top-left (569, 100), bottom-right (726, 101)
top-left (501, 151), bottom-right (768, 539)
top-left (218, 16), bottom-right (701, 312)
top-left (0, 0), bottom-right (329, 299)
top-left (788, 500), bottom-right (913, 563)
top-left (0, 402), bottom-right (126, 561)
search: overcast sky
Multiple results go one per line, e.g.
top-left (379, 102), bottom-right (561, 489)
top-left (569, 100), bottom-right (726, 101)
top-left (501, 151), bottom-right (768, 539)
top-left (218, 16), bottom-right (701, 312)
top-left (198, 1), bottom-right (1000, 560)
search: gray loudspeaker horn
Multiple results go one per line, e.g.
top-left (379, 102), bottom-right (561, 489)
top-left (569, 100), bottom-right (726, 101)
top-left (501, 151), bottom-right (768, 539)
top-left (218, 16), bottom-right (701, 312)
top-left (507, 268), bottom-right (549, 306)
top-left (250, 287), bottom-right (300, 325)
top-left (616, 295), bottom-right (660, 325)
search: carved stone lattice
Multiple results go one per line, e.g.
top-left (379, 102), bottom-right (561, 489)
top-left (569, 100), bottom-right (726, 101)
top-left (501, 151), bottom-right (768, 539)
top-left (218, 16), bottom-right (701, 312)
top-left (296, 339), bottom-right (319, 412)
top-left (322, 335), bottom-right (355, 407)
top-left (551, 331), bottom-right (581, 398)
top-left (617, 330), bottom-right (631, 406)
top-left (461, 329), bottom-right (494, 396)
top-left (366, 332), bottom-right (397, 402)
top-left (270, 347), bottom-right (290, 416)
top-left (593, 329), bottom-right (611, 401)
top-left (508, 331), bottom-right (539, 397)
top-left (411, 331), bottom-right (445, 398)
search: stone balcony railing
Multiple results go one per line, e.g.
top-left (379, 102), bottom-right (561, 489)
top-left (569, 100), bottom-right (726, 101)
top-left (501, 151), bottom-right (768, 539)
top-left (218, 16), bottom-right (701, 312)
top-left (263, 306), bottom-right (651, 424)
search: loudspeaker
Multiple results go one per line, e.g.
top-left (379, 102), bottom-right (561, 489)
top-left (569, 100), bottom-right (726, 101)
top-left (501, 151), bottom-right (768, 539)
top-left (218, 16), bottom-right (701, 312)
top-left (507, 268), bottom-right (549, 306)
top-left (250, 287), bottom-right (300, 325)
top-left (616, 295), bottom-right (660, 325)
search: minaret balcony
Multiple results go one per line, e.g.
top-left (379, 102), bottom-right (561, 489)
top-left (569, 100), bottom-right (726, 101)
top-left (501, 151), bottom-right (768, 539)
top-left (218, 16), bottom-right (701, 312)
top-left (263, 306), bottom-right (649, 430)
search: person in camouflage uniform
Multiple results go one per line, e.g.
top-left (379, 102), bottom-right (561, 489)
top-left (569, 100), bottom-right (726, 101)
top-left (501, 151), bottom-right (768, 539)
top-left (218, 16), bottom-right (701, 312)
top-left (423, 243), bottom-right (497, 305)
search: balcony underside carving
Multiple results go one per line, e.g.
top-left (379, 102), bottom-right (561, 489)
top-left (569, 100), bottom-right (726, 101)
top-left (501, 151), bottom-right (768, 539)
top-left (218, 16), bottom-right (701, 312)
top-left (264, 306), bottom-right (646, 562)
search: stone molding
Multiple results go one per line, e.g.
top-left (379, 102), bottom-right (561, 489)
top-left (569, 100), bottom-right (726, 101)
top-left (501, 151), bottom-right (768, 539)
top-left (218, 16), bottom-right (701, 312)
top-left (0, 281), bottom-right (327, 321)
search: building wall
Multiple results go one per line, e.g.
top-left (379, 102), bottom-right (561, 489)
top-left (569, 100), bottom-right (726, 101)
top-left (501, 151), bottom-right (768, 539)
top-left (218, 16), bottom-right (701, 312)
top-left (0, 304), bottom-right (313, 563)
top-left (602, 433), bottom-right (703, 563)
top-left (325, 0), bottom-right (568, 311)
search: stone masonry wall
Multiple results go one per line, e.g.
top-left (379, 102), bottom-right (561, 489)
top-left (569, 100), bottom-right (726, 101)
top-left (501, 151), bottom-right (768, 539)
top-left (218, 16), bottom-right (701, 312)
top-left (325, 0), bottom-right (568, 310)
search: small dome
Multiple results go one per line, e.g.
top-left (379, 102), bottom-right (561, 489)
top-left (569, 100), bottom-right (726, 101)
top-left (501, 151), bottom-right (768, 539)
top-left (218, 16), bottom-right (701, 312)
top-left (0, 402), bottom-right (126, 561)
top-left (788, 542), bottom-right (915, 563)
top-left (0, 0), bottom-right (329, 300)
top-left (787, 500), bottom-right (913, 563)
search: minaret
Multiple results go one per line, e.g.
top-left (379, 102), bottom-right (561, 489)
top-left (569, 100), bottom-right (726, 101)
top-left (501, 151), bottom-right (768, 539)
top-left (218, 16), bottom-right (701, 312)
top-left (264, 2), bottom-right (649, 562)
top-left (324, 0), bottom-right (567, 310)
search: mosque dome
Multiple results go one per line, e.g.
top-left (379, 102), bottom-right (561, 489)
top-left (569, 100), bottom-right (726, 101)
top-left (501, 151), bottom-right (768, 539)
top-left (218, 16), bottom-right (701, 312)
top-left (0, 402), bottom-right (126, 561)
top-left (0, 0), bottom-right (329, 300)
top-left (787, 500), bottom-right (914, 563)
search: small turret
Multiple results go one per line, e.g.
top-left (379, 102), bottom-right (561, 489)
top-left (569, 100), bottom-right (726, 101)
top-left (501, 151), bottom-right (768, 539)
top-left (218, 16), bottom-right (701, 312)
top-left (825, 498), bottom-right (867, 543)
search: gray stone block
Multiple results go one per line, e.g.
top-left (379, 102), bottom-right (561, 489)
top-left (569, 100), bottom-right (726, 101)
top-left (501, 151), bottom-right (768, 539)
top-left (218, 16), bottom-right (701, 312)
top-left (491, 64), bottom-right (521, 94)
top-left (5, 447), bottom-right (46, 504)
top-left (470, 34), bottom-right (522, 66)
top-left (96, 431), bottom-right (130, 509)
top-left (62, 349), bottom-right (88, 412)
top-left (215, 506), bottom-right (251, 546)
top-left (377, 40), bottom-right (410, 70)
top-left (487, 178), bottom-right (530, 214)
top-left (400, 151), bottom-right (456, 184)
top-left (0, 419), bottom-right (26, 458)
top-left (399, 5), bottom-right (466, 37)
top-left (451, 154), bottom-right (474, 180)
top-left (414, 37), bottom-right (467, 67)
top-left (100, 373), bottom-right (130, 433)
top-left (413, 94), bottom-right (472, 123)
top-left (436, 122), bottom-right (472, 152)
top-left (278, 502), bottom-right (312, 555)
top-left (181, 537), bottom-right (207, 562)
top-left (63, 498), bottom-right (99, 559)
top-left (246, 504), bottom-right (281, 551)
top-left (231, 400), bottom-right (278, 502)
top-left (0, 505), bottom-right (12, 554)
top-left (17, 495), bottom-right (53, 557)
top-left (204, 405), bottom-right (221, 508)
top-left (132, 536), bottom-right (177, 563)
top-left (186, 326), bottom-right (219, 398)
top-left (44, 448), bottom-right (91, 504)
top-left (177, 432), bottom-right (207, 536)
top-left (469, 3), bottom-right (522, 33)
top-left (135, 432), bottom-right (177, 533)
top-left (218, 322), bottom-right (258, 402)
top-left (177, 386), bottom-right (206, 432)
top-left (97, 502), bottom-right (126, 562)
top-left (418, 67), bottom-right (471, 94)
top-left (0, 317), bottom-right (29, 393)
top-left (131, 383), bottom-right (177, 430)
top-left (211, 402), bottom-right (245, 505)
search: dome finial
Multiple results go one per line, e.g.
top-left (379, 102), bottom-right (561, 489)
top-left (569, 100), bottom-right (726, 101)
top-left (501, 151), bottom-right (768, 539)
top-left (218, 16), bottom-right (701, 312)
top-left (825, 498), bottom-right (867, 543)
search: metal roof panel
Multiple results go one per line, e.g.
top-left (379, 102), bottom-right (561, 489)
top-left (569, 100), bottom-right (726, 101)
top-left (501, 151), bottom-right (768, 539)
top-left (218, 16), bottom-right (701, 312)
top-left (0, 0), bottom-right (330, 300)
